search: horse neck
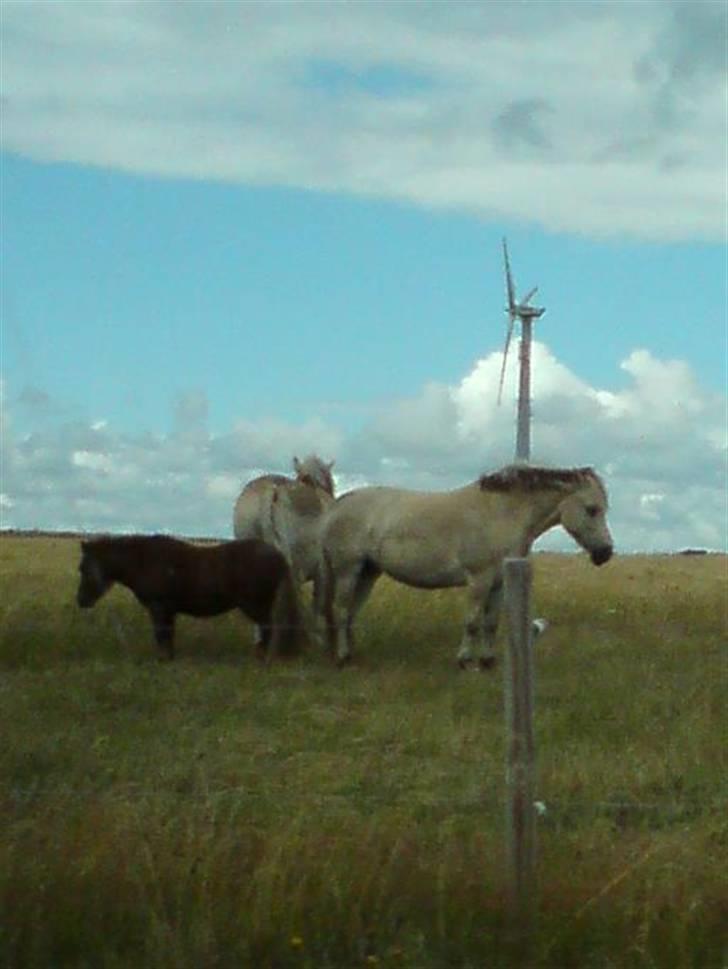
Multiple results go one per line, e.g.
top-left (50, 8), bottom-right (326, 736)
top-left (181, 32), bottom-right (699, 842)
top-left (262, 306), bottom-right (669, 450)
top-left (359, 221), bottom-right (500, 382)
top-left (486, 485), bottom-right (564, 553)
top-left (314, 486), bottom-right (336, 506)
top-left (297, 472), bottom-right (334, 498)
top-left (521, 487), bottom-right (566, 548)
top-left (290, 479), bottom-right (334, 515)
top-left (97, 540), bottom-right (136, 587)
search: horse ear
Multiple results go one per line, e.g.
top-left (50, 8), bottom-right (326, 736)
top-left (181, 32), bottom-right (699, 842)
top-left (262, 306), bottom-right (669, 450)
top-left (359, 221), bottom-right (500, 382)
top-left (293, 456), bottom-right (301, 473)
top-left (327, 460), bottom-right (335, 470)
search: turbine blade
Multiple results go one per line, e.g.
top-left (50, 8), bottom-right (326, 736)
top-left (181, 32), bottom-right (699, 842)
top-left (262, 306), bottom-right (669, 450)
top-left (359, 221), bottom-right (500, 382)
top-left (503, 238), bottom-right (516, 312)
top-left (521, 285), bottom-right (538, 306)
top-left (497, 319), bottom-right (515, 405)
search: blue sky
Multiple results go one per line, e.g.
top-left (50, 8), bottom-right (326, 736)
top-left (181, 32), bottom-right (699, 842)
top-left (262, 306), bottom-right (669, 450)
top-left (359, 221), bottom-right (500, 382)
top-left (1, 0), bottom-right (726, 550)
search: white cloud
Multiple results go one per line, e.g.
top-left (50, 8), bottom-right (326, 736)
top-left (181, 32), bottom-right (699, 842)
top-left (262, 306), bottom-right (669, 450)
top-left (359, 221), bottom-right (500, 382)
top-left (205, 473), bottom-right (244, 501)
top-left (71, 450), bottom-right (114, 474)
top-left (3, 342), bottom-right (724, 551)
top-left (211, 417), bottom-right (342, 474)
top-left (335, 341), bottom-right (726, 550)
top-left (1, 0), bottom-right (724, 241)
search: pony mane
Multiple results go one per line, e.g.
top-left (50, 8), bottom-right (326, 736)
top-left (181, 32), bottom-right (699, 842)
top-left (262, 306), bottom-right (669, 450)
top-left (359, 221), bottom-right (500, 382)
top-left (294, 454), bottom-right (335, 496)
top-left (479, 464), bottom-right (605, 498)
top-left (82, 533), bottom-right (175, 554)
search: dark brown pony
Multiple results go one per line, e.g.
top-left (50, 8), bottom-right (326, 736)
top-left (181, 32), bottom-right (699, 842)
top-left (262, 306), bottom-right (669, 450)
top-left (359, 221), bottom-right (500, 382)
top-left (77, 535), bottom-right (301, 661)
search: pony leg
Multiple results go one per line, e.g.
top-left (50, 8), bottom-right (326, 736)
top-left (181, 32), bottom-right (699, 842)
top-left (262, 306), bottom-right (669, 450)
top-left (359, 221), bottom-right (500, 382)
top-left (328, 566), bottom-right (363, 666)
top-left (349, 567), bottom-right (379, 625)
top-left (254, 623), bottom-right (273, 664)
top-left (479, 574), bottom-right (504, 669)
top-left (334, 566), bottom-right (380, 666)
top-left (150, 606), bottom-right (176, 660)
top-left (457, 572), bottom-right (499, 671)
top-left (266, 571), bottom-right (301, 661)
top-left (252, 624), bottom-right (266, 655)
top-left (310, 566), bottom-right (330, 651)
top-left (329, 580), bottom-right (355, 665)
top-left (459, 572), bottom-right (543, 669)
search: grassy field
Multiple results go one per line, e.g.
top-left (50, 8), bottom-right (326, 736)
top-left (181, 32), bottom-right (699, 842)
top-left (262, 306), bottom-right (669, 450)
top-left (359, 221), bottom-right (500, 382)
top-left (0, 534), bottom-right (725, 969)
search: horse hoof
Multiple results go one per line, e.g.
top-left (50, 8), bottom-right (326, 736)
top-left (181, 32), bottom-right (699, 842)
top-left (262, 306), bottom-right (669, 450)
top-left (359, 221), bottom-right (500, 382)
top-left (479, 656), bottom-right (496, 671)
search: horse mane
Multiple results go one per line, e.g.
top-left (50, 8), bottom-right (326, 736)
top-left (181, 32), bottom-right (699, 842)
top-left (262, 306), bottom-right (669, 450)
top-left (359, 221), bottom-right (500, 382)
top-left (479, 464), bottom-right (604, 496)
top-left (85, 534), bottom-right (206, 562)
top-left (82, 534), bottom-right (137, 552)
top-left (293, 454), bottom-right (335, 496)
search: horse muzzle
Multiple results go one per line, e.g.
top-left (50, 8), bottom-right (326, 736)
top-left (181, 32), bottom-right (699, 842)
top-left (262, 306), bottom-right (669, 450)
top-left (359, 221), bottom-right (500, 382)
top-left (590, 545), bottom-right (613, 566)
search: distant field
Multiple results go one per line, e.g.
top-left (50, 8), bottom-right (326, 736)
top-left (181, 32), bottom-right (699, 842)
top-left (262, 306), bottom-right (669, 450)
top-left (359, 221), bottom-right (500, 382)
top-left (0, 534), bottom-right (726, 968)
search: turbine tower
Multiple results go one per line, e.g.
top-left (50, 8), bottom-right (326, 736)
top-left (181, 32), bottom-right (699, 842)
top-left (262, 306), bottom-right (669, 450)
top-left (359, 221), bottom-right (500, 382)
top-left (497, 239), bottom-right (545, 463)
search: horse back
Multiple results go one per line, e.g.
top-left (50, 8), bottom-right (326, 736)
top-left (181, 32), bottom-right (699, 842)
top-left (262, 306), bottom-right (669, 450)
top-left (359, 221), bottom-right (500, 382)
top-left (111, 536), bottom-right (285, 621)
top-left (323, 484), bottom-right (500, 583)
top-left (233, 476), bottom-right (287, 540)
top-left (173, 540), bottom-right (288, 621)
top-left (235, 474), bottom-right (334, 582)
top-left (328, 486), bottom-right (474, 535)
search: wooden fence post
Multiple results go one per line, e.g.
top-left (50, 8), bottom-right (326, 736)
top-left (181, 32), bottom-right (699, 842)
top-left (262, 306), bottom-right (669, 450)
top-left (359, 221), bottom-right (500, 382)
top-left (503, 557), bottom-right (537, 957)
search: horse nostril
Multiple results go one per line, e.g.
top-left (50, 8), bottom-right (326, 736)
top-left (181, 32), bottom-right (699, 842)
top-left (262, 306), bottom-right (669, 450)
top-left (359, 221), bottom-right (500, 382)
top-left (591, 546), bottom-right (613, 566)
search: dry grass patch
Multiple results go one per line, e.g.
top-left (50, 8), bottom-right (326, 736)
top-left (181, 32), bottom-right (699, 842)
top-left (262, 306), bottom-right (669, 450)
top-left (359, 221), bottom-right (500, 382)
top-left (0, 535), bottom-right (725, 968)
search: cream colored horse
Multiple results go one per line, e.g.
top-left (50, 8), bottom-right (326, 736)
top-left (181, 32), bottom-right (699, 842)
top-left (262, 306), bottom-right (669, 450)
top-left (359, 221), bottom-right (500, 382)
top-left (318, 465), bottom-right (613, 668)
top-left (233, 454), bottom-right (335, 582)
top-left (233, 455), bottom-right (335, 645)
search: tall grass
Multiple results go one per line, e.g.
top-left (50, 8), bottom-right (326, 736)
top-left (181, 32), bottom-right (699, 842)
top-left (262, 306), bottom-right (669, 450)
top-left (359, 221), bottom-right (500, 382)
top-left (0, 535), bottom-right (725, 968)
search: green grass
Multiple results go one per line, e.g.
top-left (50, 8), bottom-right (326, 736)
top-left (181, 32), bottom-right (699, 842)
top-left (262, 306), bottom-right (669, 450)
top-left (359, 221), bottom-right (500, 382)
top-left (0, 535), bottom-right (726, 968)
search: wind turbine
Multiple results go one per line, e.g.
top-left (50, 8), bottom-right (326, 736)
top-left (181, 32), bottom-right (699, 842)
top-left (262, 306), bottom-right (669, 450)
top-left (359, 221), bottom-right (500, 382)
top-left (497, 238), bottom-right (545, 463)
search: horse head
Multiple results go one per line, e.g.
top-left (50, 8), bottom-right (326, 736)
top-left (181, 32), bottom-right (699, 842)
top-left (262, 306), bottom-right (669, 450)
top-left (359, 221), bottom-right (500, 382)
top-left (480, 464), bottom-right (614, 565)
top-left (293, 455), bottom-right (335, 496)
top-left (557, 469), bottom-right (613, 565)
top-left (77, 540), bottom-right (114, 607)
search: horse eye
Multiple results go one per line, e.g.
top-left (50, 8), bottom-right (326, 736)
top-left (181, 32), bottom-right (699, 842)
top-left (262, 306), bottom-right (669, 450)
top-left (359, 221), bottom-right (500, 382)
top-left (586, 505), bottom-right (599, 518)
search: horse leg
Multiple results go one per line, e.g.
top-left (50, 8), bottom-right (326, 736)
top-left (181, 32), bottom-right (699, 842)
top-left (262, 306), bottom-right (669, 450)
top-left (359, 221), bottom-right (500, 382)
top-left (329, 573), bottom-right (356, 665)
top-left (479, 573), bottom-right (504, 669)
top-left (351, 567), bottom-right (379, 615)
top-left (346, 565), bottom-right (380, 657)
top-left (150, 606), bottom-right (176, 660)
top-left (459, 570), bottom-right (543, 669)
top-left (254, 621), bottom-right (273, 664)
top-left (310, 565), bottom-right (330, 651)
top-left (457, 571), bottom-right (499, 671)
top-left (251, 624), bottom-right (266, 657)
top-left (328, 563), bottom-right (367, 666)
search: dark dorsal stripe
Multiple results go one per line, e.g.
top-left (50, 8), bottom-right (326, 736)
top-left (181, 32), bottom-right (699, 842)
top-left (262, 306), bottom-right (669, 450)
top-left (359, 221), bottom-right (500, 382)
top-left (479, 464), bottom-right (601, 494)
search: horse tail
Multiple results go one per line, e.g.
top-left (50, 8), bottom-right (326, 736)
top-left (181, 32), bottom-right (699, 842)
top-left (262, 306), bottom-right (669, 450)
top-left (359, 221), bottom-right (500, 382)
top-left (269, 563), bottom-right (302, 659)
top-left (320, 543), bottom-right (337, 653)
top-left (268, 484), bottom-right (295, 568)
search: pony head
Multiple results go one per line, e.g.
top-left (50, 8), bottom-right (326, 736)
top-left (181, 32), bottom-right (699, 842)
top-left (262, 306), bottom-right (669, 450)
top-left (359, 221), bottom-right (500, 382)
top-left (480, 464), bottom-right (613, 565)
top-left (77, 540), bottom-right (114, 607)
top-left (293, 455), bottom-right (335, 496)
top-left (556, 469), bottom-right (613, 565)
